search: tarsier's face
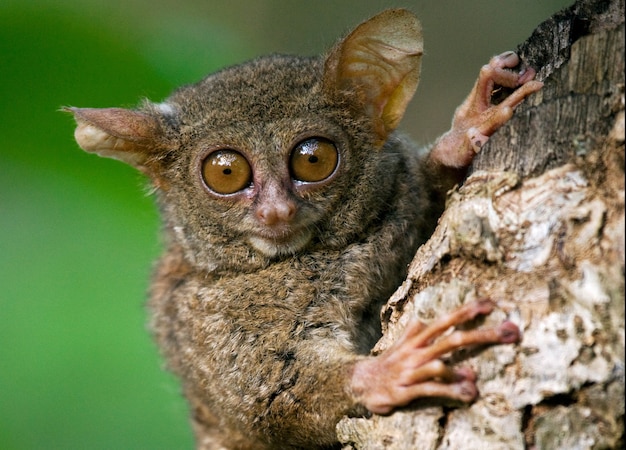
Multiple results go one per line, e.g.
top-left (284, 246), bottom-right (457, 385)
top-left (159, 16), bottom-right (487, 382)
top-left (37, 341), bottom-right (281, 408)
top-left (157, 56), bottom-right (375, 260)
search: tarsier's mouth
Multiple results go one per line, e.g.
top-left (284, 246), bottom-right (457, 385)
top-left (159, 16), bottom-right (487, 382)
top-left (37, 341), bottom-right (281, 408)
top-left (248, 228), bottom-right (313, 257)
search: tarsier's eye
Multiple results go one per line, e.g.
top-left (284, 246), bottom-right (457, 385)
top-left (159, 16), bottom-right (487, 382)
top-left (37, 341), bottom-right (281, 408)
top-left (290, 138), bottom-right (338, 183)
top-left (201, 150), bottom-right (252, 195)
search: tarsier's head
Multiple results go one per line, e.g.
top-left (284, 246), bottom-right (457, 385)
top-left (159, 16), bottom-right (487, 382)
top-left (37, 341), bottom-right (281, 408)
top-left (68, 10), bottom-right (422, 269)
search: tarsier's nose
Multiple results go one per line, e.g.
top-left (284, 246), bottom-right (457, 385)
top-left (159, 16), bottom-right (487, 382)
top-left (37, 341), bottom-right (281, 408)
top-left (256, 199), bottom-right (297, 226)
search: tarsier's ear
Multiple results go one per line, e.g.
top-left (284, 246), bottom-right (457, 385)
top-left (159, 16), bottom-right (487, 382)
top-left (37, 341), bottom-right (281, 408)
top-left (65, 106), bottom-right (169, 173)
top-left (323, 9), bottom-right (423, 143)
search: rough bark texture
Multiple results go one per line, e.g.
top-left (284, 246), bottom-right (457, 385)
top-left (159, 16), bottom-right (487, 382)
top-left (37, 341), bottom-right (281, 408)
top-left (337, 0), bottom-right (625, 448)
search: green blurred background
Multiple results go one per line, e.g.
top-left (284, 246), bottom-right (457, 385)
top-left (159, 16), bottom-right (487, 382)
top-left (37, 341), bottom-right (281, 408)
top-left (1, 1), bottom-right (571, 448)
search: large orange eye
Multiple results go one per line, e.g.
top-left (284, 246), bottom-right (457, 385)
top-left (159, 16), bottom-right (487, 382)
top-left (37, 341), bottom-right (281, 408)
top-left (201, 150), bottom-right (252, 194)
top-left (290, 138), bottom-right (338, 183)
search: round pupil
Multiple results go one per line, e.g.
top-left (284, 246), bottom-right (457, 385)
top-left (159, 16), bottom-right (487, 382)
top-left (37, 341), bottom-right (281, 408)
top-left (290, 138), bottom-right (338, 183)
top-left (201, 150), bottom-right (252, 195)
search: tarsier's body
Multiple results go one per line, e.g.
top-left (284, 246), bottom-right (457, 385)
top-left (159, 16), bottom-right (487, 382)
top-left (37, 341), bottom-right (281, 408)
top-left (69, 10), bottom-right (541, 449)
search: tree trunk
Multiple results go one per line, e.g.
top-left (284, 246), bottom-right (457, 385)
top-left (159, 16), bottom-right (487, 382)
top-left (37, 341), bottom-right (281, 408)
top-left (337, 0), bottom-right (625, 448)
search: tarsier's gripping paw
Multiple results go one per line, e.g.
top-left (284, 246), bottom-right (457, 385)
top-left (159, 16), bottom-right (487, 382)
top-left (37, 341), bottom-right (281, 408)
top-left (431, 51), bottom-right (543, 168)
top-left (464, 51), bottom-right (543, 152)
top-left (351, 300), bottom-right (520, 415)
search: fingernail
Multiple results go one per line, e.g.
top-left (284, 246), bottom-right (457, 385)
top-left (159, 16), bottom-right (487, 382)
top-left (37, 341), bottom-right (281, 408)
top-left (498, 321), bottom-right (521, 343)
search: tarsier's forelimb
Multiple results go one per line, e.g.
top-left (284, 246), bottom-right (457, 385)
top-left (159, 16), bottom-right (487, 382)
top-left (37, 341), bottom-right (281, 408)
top-left (429, 51), bottom-right (543, 168)
top-left (351, 300), bottom-right (520, 414)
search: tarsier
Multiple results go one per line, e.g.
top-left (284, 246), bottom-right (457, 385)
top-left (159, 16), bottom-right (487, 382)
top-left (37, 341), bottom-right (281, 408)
top-left (68, 9), bottom-right (542, 450)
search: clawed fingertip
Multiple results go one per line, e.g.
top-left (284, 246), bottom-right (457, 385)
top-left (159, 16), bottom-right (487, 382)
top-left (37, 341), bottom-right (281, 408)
top-left (518, 66), bottom-right (537, 84)
top-left (496, 50), bottom-right (520, 68)
top-left (456, 379), bottom-right (479, 402)
top-left (497, 320), bottom-right (521, 343)
top-left (473, 298), bottom-right (495, 315)
top-left (454, 366), bottom-right (477, 382)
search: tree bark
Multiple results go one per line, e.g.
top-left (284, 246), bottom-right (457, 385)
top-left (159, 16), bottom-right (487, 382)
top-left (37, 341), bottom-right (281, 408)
top-left (337, 0), bottom-right (625, 448)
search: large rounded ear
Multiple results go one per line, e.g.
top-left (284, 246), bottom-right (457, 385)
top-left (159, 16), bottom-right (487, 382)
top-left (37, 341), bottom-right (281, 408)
top-left (323, 9), bottom-right (423, 143)
top-left (64, 106), bottom-right (171, 174)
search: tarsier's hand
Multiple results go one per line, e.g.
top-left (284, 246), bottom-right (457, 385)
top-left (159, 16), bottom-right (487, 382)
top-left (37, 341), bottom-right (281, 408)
top-left (430, 51), bottom-right (543, 168)
top-left (351, 300), bottom-right (520, 415)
